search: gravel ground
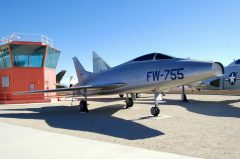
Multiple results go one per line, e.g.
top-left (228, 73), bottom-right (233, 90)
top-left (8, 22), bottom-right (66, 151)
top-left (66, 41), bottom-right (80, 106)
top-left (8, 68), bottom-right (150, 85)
top-left (0, 94), bottom-right (239, 159)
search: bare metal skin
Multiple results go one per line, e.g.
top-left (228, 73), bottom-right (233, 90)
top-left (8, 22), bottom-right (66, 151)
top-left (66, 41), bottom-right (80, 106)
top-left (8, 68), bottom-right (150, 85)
top-left (17, 53), bottom-right (224, 116)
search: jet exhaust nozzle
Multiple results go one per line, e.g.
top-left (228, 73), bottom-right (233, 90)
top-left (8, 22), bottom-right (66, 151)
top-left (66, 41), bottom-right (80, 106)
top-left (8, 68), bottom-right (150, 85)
top-left (212, 62), bottom-right (224, 76)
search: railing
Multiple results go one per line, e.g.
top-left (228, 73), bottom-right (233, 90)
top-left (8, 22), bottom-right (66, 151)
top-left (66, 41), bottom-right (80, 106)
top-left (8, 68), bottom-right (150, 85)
top-left (40, 34), bottom-right (53, 47)
top-left (1, 33), bottom-right (54, 47)
top-left (0, 91), bottom-right (56, 104)
top-left (0, 38), bottom-right (8, 45)
top-left (0, 91), bottom-right (81, 104)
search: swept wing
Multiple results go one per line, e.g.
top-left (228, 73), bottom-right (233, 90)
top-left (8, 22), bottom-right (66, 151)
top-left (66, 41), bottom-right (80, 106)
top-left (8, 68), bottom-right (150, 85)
top-left (16, 83), bottom-right (126, 94)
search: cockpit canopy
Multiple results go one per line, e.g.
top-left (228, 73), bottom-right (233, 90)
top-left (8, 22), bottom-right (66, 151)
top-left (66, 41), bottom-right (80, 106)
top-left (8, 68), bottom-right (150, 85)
top-left (132, 53), bottom-right (174, 62)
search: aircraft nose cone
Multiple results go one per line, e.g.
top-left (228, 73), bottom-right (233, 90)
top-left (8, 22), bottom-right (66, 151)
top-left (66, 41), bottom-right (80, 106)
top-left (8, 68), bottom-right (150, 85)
top-left (212, 62), bottom-right (224, 76)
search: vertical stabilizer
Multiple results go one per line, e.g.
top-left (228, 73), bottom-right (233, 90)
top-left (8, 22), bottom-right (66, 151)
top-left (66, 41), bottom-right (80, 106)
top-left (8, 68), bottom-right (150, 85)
top-left (92, 51), bottom-right (111, 73)
top-left (56, 70), bottom-right (66, 83)
top-left (224, 59), bottom-right (240, 77)
top-left (72, 57), bottom-right (92, 83)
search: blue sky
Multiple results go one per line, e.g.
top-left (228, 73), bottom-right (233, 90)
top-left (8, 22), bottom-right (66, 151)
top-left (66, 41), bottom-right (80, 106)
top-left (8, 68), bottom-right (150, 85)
top-left (1, 0), bottom-right (240, 82)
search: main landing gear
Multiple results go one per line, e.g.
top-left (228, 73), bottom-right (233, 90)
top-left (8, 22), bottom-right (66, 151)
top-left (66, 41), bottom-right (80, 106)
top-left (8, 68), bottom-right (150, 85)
top-left (78, 89), bottom-right (89, 113)
top-left (125, 92), bottom-right (161, 116)
top-left (78, 90), bottom-right (160, 117)
top-left (150, 93), bottom-right (161, 116)
top-left (120, 93), bottom-right (141, 99)
top-left (125, 93), bottom-right (134, 108)
top-left (79, 100), bottom-right (89, 113)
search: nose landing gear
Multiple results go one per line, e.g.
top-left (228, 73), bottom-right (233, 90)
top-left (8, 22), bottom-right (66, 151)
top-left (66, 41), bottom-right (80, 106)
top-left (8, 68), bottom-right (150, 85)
top-left (150, 92), bottom-right (161, 116)
top-left (150, 107), bottom-right (160, 116)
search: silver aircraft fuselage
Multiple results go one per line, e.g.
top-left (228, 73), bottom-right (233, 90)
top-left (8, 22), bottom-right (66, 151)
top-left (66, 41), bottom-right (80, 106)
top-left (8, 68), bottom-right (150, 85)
top-left (75, 57), bottom-right (223, 95)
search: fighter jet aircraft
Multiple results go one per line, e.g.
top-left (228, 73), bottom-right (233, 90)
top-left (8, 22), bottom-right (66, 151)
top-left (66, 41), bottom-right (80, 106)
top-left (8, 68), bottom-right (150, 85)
top-left (17, 52), bottom-right (224, 116)
top-left (166, 59), bottom-right (240, 102)
top-left (192, 59), bottom-right (240, 90)
top-left (56, 70), bottom-right (78, 88)
top-left (56, 70), bottom-right (67, 88)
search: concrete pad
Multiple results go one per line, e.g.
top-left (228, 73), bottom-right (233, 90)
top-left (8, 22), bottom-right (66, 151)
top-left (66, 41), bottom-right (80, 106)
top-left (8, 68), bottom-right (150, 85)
top-left (0, 121), bottom-right (199, 159)
top-left (133, 115), bottom-right (172, 121)
top-left (0, 94), bottom-right (239, 159)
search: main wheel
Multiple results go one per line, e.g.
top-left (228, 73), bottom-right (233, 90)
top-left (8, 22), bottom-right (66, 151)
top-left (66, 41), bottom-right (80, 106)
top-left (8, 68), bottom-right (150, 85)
top-left (150, 107), bottom-right (160, 116)
top-left (79, 100), bottom-right (88, 112)
top-left (126, 98), bottom-right (134, 108)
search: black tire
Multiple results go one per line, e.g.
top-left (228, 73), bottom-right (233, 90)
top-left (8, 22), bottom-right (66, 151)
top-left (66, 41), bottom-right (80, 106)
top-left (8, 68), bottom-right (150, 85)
top-left (155, 107), bottom-right (160, 115)
top-left (150, 107), bottom-right (160, 116)
top-left (126, 98), bottom-right (134, 108)
top-left (79, 101), bottom-right (84, 111)
top-left (79, 100), bottom-right (88, 112)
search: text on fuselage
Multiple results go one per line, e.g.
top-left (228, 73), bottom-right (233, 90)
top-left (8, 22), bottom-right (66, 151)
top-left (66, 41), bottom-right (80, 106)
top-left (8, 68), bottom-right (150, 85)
top-left (147, 68), bottom-right (184, 82)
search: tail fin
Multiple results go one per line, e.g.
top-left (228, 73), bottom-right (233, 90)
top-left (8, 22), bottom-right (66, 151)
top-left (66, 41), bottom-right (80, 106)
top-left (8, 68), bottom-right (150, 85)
top-left (92, 51), bottom-right (111, 73)
top-left (72, 57), bottom-right (92, 83)
top-left (69, 75), bottom-right (74, 83)
top-left (56, 70), bottom-right (66, 83)
top-left (69, 75), bottom-right (77, 87)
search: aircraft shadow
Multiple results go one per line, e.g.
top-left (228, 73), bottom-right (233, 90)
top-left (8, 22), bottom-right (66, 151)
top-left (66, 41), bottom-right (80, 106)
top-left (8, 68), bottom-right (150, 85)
top-left (135, 98), bottom-right (240, 118)
top-left (0, 104), bottom-right (164, 140)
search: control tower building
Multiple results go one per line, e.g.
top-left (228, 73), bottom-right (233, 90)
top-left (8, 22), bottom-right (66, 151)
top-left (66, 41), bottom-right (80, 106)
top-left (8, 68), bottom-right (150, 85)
top-left (0, 33), bottom-right (60, 103)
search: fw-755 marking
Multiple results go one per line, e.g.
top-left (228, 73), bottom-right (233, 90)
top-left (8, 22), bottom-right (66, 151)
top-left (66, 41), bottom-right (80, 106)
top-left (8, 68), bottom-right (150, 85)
top-left (147, 68), bottom-right (184, 82)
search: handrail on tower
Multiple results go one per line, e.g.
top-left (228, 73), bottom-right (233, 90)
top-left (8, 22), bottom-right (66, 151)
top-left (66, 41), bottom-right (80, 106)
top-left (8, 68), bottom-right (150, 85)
top-left (1, 33), bottom-right (54, 47)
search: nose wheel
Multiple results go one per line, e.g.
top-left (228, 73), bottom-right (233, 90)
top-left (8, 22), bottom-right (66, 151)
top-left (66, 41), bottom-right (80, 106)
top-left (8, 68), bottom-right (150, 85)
top-left (150, 107), bottom-right (160, 116)
top-left (150, 92), bottom-right (162, 116)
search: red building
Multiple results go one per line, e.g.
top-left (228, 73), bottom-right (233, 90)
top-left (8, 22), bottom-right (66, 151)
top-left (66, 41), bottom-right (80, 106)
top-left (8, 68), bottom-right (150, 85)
top-left (0, 33), bottom-right (60, 104)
